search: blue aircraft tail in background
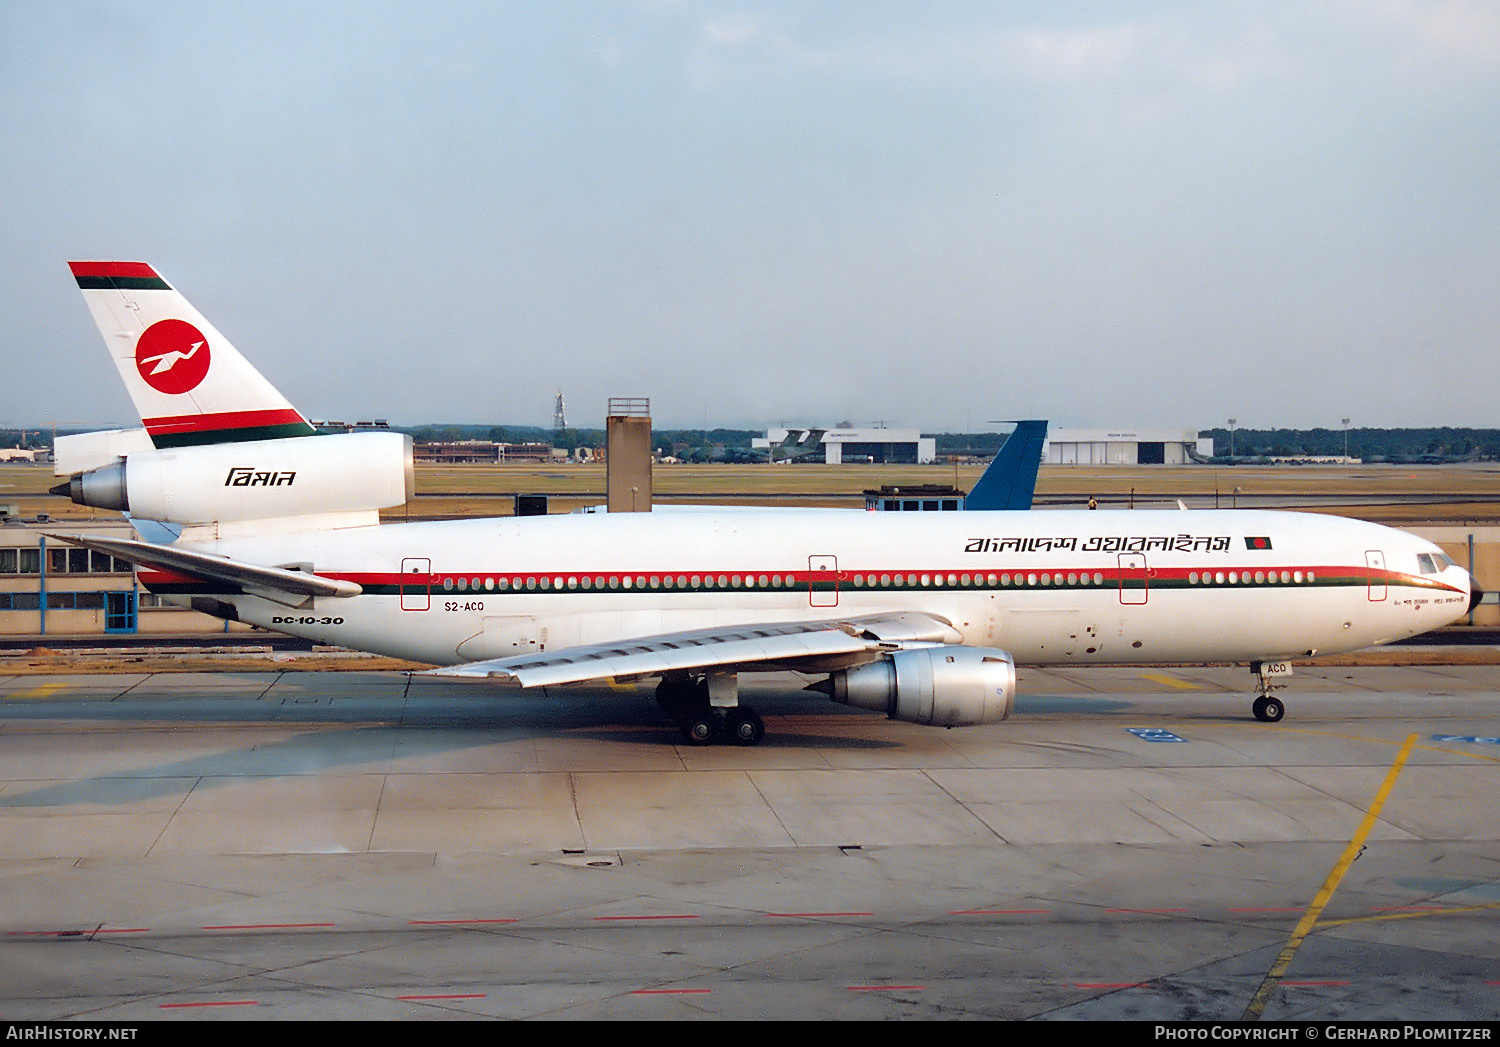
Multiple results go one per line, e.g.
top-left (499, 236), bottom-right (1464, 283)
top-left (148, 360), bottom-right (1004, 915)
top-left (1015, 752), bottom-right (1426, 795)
top-left (964, 420), bottom-right (1047, 511)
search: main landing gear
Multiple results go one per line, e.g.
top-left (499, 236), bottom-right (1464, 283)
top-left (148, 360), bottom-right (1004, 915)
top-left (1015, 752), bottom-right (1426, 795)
top-left (1250, 660), bottom-right (1289, 723)
top-left (655, 673), bottom-right (766, 746)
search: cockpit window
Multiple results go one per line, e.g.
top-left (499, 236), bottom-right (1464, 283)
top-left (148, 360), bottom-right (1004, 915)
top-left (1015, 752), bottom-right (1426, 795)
top-left (1417, 552), bottom-right (1457, 574)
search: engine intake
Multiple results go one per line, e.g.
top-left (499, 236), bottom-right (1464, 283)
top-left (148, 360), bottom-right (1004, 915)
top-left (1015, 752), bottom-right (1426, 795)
top-left (820, 646), bottom-right (1016, 726)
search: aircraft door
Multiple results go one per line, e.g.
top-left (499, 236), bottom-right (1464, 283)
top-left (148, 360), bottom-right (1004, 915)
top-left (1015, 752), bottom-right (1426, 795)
top-left (401, 557), bottom-right (431, 611)
top-left (1118, 553), bottom-right (1148, 605)
top-left (809, 555), bottom-right (839, 607)
top-left (1365, 550), bottom-right (1387, 601)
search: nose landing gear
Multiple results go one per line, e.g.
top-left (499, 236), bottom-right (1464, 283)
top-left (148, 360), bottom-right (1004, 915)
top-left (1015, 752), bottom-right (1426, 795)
top-left (1250, 660), bottom-right (1290, 722)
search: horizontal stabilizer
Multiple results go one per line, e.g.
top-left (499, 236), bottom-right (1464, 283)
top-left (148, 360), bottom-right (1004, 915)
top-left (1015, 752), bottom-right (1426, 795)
top-left (44, 532), bottom-right (361, 600)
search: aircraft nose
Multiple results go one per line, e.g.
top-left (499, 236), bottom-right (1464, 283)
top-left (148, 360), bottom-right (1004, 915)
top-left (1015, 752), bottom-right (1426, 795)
top-left (1470, 580), bottom-right (1485, 614)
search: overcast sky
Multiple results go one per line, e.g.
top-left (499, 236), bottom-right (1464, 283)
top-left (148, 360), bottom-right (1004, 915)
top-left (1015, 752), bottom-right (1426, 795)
top-left (4, 2), bottom-right (1498, 433)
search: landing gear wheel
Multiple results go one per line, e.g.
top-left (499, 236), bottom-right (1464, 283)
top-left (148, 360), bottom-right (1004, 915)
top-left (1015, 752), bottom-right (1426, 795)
top-left (724, 708), bottom-right (765, 747)
top-left (679, 715), bottom-right (718, 746)
top-left (1253, 694), bottom-right (1284, 723)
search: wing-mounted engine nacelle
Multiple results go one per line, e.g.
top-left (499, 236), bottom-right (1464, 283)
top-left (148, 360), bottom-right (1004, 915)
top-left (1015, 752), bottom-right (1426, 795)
top-left (820, 646), bottom-right (1017, 726)
top-left (54, 431), bottom-right (414, 525)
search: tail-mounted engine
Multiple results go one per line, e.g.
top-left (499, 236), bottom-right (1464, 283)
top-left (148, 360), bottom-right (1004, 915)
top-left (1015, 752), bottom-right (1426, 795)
top-left (53, 431), bottom-right (414, 526)
top-left (819, 646), bottom-right (1017, 726)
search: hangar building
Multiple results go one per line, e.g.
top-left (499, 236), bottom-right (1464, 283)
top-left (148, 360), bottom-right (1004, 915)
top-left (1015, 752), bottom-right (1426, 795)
top-left (755, 426), bottom-right (936, 465)
top-left (1045, 427), bottom-right (1212, 466)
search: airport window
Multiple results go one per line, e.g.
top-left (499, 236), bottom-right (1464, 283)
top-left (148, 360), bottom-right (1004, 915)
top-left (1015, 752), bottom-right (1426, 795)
top-left (19, 549), bottom-right (39, 574)
top-left (0, 549), bottom-right (16, 573)
top-left (46, 592), bottom-right (106, 610)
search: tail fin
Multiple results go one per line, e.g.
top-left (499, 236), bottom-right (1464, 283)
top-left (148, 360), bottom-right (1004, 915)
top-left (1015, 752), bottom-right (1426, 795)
top-left (964, 420), bottom-right (1047, 511)
top-left (68, 262), bottom-right (316, 448)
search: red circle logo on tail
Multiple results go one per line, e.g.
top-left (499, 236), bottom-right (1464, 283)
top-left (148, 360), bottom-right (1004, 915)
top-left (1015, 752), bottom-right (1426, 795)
top-left (135, 319), bottom-right (212, 394)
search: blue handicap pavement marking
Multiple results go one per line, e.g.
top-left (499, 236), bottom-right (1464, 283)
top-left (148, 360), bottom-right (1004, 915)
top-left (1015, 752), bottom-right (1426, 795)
top-left (1127, 727), bottom-right (1186, 743)
top-left (1432, 735), bottom-right (1500, 745)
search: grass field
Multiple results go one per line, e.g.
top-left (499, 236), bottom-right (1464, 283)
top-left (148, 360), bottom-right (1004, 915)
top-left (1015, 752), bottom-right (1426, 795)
top-left (5, 460), bottom-right (1499, 524)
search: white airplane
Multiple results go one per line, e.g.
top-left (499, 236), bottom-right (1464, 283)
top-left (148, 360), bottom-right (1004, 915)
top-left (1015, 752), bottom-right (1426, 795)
top-left (51, 262), bottom-right (1480, 745)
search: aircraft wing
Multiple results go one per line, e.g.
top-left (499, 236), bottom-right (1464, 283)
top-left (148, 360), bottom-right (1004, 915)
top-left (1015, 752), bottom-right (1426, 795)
top-left (45, 533), bottom-right (361, 601)
top-left (427, 611), bottom-right (962, 687)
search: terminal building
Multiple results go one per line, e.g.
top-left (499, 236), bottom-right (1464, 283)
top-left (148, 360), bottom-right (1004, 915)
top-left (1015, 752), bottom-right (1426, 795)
top-left (1044, 427), bottom-right (1211, 466)
top-left (754, 426), bottom-right (936, 465)
top-left (1, 517), bottom-right (236, 636)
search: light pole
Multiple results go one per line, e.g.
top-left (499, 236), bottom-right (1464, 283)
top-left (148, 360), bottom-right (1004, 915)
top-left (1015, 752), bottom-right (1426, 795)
top-left (1342, 418), bottom-right (1350, 461)
top-left (1228, 418), bottom-right (1237, 460)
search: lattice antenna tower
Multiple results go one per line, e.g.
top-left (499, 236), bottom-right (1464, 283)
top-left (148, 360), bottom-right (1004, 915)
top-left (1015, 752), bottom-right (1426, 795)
top-left (553, 392), bottom-right (567, 431)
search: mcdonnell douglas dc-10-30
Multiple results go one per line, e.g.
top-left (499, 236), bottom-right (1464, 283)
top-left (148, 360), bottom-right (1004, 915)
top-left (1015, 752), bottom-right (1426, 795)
top-left (49, 262), bottom-right (1480, 745)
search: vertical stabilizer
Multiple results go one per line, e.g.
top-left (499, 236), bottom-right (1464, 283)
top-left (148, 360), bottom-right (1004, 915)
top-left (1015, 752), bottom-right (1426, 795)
top-left (965, 420), bottom-right (1047, 511)
top-left (68, 262), bottom-right (316, 448)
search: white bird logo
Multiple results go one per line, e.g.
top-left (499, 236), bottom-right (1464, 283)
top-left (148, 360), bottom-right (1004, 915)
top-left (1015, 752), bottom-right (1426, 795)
top-left (140, 340), bottom-right (204, 375)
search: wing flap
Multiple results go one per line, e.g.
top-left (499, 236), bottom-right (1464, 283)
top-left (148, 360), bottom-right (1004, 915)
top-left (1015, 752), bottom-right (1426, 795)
top-left (427, 612), bottom-right (959, 687)
top-left (45, 533), bottom-right (360, 600)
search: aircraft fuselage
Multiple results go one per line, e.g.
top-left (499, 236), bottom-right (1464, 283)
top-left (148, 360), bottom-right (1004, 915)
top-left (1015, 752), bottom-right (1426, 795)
top-left (141, 507), bottom-right (1470, 669)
